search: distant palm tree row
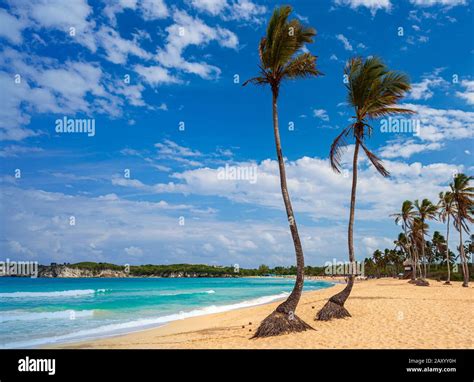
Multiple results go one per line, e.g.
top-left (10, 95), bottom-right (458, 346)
top-left (364, 232), bottom-right (473, 281)
top-left (243, 5), bottom-right (472, 338)
top-left (391, 173), bottom-right (474, 286)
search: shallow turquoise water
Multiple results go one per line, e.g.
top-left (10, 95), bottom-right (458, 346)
top-left (0, 277), bottom-right (333, 348)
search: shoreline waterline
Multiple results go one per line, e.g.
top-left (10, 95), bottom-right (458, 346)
top-left (52, 278), bottom-right (474, 350)
top-left (0, 277), bottom-right (334, 349)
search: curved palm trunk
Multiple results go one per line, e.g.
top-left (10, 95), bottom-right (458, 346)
top-left (253, 91), bottom-right (313, 337)
top-left (316, 140), bottom-right (360, 321)
top-left (445, 215), bottom-right (451, 284)
top-left (458, 218), bottom-right (469, 287)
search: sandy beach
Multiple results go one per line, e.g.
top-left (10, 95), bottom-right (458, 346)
top-left (53, 278), bottom-right (474, 349)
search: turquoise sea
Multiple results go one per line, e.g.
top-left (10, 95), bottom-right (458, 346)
top-left (0, 277), bottom-right (333, 348)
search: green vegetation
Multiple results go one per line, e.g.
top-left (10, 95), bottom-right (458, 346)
top-left (57, 262), bottom-right (327, 277)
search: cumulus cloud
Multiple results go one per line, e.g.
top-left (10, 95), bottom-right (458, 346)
top-left (0, 184), bottom-right (384, 266)
top-left (0, 48), bottom-right (125, 140)
top-left (103, 0), bottom-right (169, 25)
top-left (407, 71), bottom-right (448, 100)
top-left (7, 0), bottom-right (97, 51)
top-left (378, 103), bottom-right (474, 158)
top-left (0, 9), bottom-right (26, 44)
top-left (112, 151), bottom-right (462, 224)
top-left (155, 10), bottom-right (238, 79)
top-left (334, 0), bottom-right (392, 14)
top-left (188, 0), bottom-right (266, 22)
top-left (456, 80), bottom-right (474, 105)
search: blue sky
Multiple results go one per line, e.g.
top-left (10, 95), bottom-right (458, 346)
top-left (0, 0), bottom-right (473, 267)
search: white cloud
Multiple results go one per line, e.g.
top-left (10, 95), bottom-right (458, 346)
top-left (189, 0), bottom-right (228, 15)
top-left (0, 145), bottom-right (44, 157)
top-left (95, 27), bottom-right (152, 64)
top-left (0, 48), bottom-right (143, 140)
top-left (225, 0), bottom-right (266, 22)
top-left (8, 0), bottom-right (97, 51)
top-left (153, 139), bottom-right (203, 167)
top-left (104, 0), bottom-right (168, 25)
top-left (404, 103), bottom-right (474, 143)
top-left (378, 103), bottom-right (474, 158)
top-left (379, 139), bottom-right (443, 158)
top-left (134, 64), bottom-right (181, 86)
top-left (139, 0), bottom-right (169, 20)
top-left (409, 0), bottom-right (466, 7)
top-left (0, 184), bottom-right (368, 266)
top-left (456, 80), bottom-right (474, 105)
top-left (155, 10), bottom-right (238, 79)
top-left (313, 109), bottom-right (330, 121)
top-left (408, 73), bottom-right (447, 100)
top-left (0, 9), bottom-right (26, 44)
top-left (334, 0), bottom-right (392, 14)
top-left (2, 180), bottom-right (438, 266)
top-left (113, 152), bottom-right (462, 225)
top-left (336, 34), bottom-right (353, 51)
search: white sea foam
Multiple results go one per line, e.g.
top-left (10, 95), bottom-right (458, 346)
top-left (0, 289), bottom-right (109, 298)
top-left (2, 292), bottom-right (290, 349)
top-left (0, 310), bottom-right (94, 322)
top-left (158, 289), bottom-right (216, 296)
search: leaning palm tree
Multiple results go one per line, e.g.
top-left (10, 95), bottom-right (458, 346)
top-left (414, 199), bottom-right (438, 279)
top-left (392, 200), bottom-right (417, 280)
top-left (243, 5), bottom-right (321, 337)
top-left (450, 173), bottom-right (474, 287)
top-left (438, 191), bottom-right (455, 284)
top-left (316, 57), bottom-right (414, 320)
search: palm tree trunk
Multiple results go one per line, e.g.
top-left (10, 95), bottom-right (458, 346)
top-left (252, 91), bottom-right (313, 337)
top-left (421, 226), bottom-right (427, 279)
top-left (458, 218), bottom-right (469, 287)
top-left (316, 140), bottom-right (360, 320)
top-left (404, 225), bottom-right (415, 280)
top-left (445, 215), bottom-right (451, 284)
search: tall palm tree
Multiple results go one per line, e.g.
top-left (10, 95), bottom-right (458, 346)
top-left (450, 173), bottom-right (474, 287)
top-left (438, 191), bottom-right (455, 284)
top-left (409, 217), bottom-right (428, 279)
top-left (243, 5), bottom-right (321, 337)
top-left (414, 199), bottom-right (437, 279)
top-left (392, 200), bottom-right (417, 280)
top-left (431, 231), bottom-right (447, 265)
top-left (316, 57), bottom-right (414, 320)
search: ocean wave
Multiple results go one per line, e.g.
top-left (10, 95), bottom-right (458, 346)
top-left (1, 291), bottom-right (289, 349)
top-left (159, 289), bottom-right (216, 296)
top-left (0, 310), bottom-right (94, 322)
top-left (0, 289), bottom-right (110, 298)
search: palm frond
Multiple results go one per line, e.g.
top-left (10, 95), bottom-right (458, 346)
top-left (329, 126), bottom-right (352, 173)
top-left (358, 138), bottom-right (390, 177)
top-left (282, 53), bottom-right (322, 79)
top-left (242, 76), bottom-right (268, 87)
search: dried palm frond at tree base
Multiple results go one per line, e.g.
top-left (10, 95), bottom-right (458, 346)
top-left (316, 276), bottom-right (353, 321)
top-left (414, 279), bottom-right (430, 287)
top-left (251, 311), bottom-right (314, 338)
top-left (316, 299), bottom-right (351, 321)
